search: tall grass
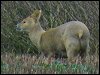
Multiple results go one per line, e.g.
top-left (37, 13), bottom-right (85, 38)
top-left (1, 1), bottom-right (99, 74)
top-left (1, 52), bottom-right (99, 74)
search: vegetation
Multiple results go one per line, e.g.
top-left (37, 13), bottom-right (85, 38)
top-left (1, 1), bottom-right (99, 74)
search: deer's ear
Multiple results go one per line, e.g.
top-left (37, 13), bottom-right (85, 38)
top-left (30, 10), bottom-right (42, 22)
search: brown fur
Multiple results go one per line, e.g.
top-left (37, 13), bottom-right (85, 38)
top-left (16, 10), bottom-right (90, 62)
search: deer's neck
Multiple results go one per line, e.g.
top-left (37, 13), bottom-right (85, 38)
top-left (28, 22), bottom-right (45, 48)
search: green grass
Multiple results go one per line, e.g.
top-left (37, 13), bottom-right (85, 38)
top-left (1, 1), bottom-right (99, 74)
top-left (2, 62), bottom-right (95, 74)
top-left (1, 53), bottom-right (99, 74)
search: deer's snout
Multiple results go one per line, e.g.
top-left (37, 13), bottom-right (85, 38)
top-left (16, 23), bottom-right (22, 31)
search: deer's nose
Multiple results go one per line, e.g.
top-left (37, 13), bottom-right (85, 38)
top-left (16, 23), bottom-right (21, 31)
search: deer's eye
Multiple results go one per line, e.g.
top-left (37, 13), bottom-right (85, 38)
top-left (23, 21), bottom-right (26, 23)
